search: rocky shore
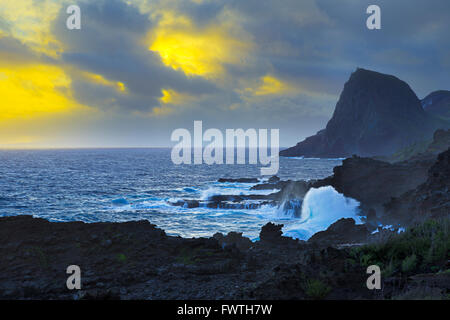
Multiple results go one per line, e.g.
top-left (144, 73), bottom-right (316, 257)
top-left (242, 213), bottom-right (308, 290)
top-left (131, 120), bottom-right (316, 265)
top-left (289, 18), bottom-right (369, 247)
top-left (0, 215), bottom-right (448, 300)
top-left (1, 144), bottom-right (449, 300)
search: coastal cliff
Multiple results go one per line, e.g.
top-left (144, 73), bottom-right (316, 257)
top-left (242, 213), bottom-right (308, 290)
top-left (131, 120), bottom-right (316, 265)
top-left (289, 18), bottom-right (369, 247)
top-left (281, 69), bottom-right (449, 158)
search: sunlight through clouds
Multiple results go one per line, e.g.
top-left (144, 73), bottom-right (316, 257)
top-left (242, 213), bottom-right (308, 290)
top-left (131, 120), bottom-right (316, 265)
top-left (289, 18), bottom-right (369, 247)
top-left (151, 88), bottom-right (197, 116)
top-left (0, 0), bottom-right (448, 148)
top-left (238, 74), bottom-right (296, 99)
top-left (0, 64), bottom-right (87, 121)
top-left (252, 75), bottom-right (294, 96)
top-left (80, 71), bottom-right (128, 94)
top-left (0, 0), bottom-right (67, 57)
top-left (148, 11), bottom-right (252, 78)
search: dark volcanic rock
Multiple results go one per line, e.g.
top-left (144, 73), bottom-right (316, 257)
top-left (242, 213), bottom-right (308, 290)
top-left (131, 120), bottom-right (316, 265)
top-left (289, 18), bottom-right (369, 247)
top-left (316, 155), bottom-right (432, 215)
top-left (259, 223), bottom-right (284, 243)
top-left (268, 175), bottom-right (281, 183)
top-left (422, 90), bottom-right (450, 119)
top-left (281, 68), bottom-right (448, 158)
top-left (170, 200), bottom-right (200, 208)
top-left (0, 215), bottom-right (448, 300)
top-left (250, 180), bottom-right (289, 190)
top-left (308, 218), bottom-right (369, 245)
top-left (384, 148), bottom-right (450, 224)
top-left (213, 232), bottom-right (253, 252)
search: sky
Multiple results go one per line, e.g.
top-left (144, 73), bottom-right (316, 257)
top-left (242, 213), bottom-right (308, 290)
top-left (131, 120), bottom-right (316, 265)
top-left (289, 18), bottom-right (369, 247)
top-left (0, 0), bottom-right (449, 148)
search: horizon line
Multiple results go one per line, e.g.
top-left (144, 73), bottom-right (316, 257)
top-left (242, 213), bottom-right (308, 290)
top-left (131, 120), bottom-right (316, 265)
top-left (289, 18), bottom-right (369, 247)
top-left (0, 146), bottom-right (291, 150)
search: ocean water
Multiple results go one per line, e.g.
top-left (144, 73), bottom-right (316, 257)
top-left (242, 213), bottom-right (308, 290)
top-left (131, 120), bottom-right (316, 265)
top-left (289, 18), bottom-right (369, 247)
top-left (0, 148), bottom-right (361, 240)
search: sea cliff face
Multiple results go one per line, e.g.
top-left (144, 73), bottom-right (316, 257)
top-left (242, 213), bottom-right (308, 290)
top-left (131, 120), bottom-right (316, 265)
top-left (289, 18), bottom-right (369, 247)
top-left (314, 155), bottom-right (431, 215)
top-left (384, 148), bottom-right (450, 224)
top-left (281, 68), bottom-right (449, 158)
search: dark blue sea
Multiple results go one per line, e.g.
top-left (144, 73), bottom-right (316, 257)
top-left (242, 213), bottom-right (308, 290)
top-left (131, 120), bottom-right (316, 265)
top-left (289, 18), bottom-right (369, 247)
top-left (0, 148), bottom-right (362, 240)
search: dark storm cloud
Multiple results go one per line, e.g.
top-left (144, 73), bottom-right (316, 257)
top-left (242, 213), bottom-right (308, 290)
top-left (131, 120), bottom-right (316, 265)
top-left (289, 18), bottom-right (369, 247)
top-left (5, 0), bottom-right (444, 147)
top-left (0, 36), bottom-right (37, 63)
top-left (150, 0), bottom-right (449, 145)
top-left (172, 0), bottom-right (449, 99)
top-left (51, 0), bottom-right (218, 112)
top-left (48, 0), bottom-right (450, 118)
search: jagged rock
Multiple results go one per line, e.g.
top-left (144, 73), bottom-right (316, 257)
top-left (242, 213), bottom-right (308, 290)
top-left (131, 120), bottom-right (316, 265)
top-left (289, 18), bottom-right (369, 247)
top-left (268, 176), bottom-right (281, 183)
top-left (0, 215), bottom-right (447, 300)
top-left (308, 218), bottom-right (368, 245)
top-left (170, 200), bottom-right (200, 208)
top-left (314, 156), bottom-right (430, 213)
top-left (259, 222), bottom-right (284, 243)
top-left (281, 68), bottom-right (449, 158)
top-left (250, 180), bottom-right (289, 190)
top-left (213, 232), bottom-right (253, 252)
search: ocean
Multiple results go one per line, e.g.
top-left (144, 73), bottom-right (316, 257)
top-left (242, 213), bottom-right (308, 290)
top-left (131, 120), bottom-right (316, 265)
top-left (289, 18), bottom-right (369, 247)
top-left (0, 148), bottom-right (362, 240)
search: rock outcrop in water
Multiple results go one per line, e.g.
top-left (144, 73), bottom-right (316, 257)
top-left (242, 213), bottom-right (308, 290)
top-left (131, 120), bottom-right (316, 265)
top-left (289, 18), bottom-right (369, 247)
top-left (170, 138), bottom-right (450, 227)
top-left (280, 68), bottom-right (449, 158)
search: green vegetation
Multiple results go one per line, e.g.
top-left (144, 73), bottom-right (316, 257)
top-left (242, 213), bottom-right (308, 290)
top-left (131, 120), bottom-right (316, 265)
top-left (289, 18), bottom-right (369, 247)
top-left (304, 279), bottom-right (331, 300)
top-left (350, 218), bottom-right (450, 276)
top-left (116, 253), bottom-right (127, 263)
top-left (401, 254), bottom-right (417, 273)
top-left (384, 139), bottom-right (431, 162)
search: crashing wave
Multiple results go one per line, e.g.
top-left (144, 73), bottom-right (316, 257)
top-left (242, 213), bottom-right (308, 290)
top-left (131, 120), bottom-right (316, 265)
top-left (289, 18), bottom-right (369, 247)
top-left (277, 199), bottom-right (302, 218)
top-left (282, 186), bottom-right (362, 240)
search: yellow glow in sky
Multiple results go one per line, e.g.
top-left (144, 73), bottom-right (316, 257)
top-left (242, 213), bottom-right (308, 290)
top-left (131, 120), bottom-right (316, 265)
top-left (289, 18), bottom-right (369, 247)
top-left (253, 75), bottom-right (292, 96)
top-left (159, 89), bottom-right (192, 105)
top-left (0, 64), bottom-right (81, 121)
top-left (149, 12), bottom-right (251, 78)
top-left (81, 72), bottom-right (128, 93)
top-left (151, 105), bottom-right (173, 116)
top-left (242, 74), bottom-right (294, 97)
top-left (0, 0), bottom-right (64, 57)
top-left (152, 88), bottom-right (196, 116)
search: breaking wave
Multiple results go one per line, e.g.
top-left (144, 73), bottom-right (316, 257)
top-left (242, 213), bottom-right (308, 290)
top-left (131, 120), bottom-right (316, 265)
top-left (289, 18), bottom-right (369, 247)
top-left (282, 186), bottom-right (362, 240)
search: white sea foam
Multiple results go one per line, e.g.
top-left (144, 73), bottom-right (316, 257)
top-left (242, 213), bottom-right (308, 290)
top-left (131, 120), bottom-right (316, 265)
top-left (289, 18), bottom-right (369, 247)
top-left (108, 184), bottom-right (363, 242)
top-left (200, 183), bottom-right (278, 200)
top-left (282, 186), bottom-right (362, 240)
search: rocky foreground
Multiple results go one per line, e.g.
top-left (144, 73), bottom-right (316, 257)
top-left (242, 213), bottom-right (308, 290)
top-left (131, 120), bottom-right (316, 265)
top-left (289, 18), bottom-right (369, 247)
top-left (1, 144), bottom-right (449, 300)
top-left (0, 214), bottom-right (448, 300)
